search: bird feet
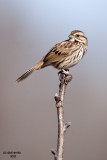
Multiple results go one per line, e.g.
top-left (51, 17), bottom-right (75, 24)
top-left (58, 69), bottom-right (72, 85)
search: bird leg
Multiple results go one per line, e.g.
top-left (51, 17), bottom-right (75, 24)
top-left (58, 69), bottom-right (72, 85)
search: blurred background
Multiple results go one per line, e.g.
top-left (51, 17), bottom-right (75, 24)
top-left (0, 0), bottom-right (107, 160)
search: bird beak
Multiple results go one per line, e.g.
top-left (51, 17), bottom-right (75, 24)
top-left (69, 34), bottom-right (74, 39)
top-left (68, 34), bottom-right (75, 42)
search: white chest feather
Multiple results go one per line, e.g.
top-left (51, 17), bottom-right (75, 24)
top-left (66, 45), bottom-right (84, 68)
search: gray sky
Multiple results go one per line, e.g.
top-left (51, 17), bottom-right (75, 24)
top-left (0, 0), bottom-right (107, 160)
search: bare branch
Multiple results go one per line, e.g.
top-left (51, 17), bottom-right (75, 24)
top-left (51, 70), bottom-right (72, 160)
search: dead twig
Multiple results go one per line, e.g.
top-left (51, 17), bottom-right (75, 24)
top-left (51, 70), bottom-right (72, 160)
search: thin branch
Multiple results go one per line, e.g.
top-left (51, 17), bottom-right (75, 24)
top-left (51, 71), bottom-right (72, 160)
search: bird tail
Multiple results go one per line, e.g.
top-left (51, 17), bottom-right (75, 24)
top-left (16, 59), bottom-right (44, 82)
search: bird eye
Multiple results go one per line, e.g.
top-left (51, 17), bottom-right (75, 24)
top-left (76, 34), bottom-right (79, 37)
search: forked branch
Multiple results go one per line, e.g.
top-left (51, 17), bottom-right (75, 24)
top-left (51, 70), bottom-right (72, 160)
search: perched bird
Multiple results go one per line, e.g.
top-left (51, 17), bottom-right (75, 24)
top-left (16, 30), bottom-right (88, 82)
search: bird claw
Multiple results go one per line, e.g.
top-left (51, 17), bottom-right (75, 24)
top-left (58, 69), bottom-right (69, 76)
top-left (58, 69), bottom-right (72, 84)
top-left (64, 74), bottom-right (72, 85)
top-left (64, 69), bottom-right (69, 72)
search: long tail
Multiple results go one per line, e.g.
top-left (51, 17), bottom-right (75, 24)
top-left (16, 59), bottom-right (44, 82)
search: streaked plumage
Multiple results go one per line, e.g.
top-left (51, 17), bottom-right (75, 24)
top-left (16, 30), bottom-right (88, 82)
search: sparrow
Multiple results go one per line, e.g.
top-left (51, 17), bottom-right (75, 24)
top-left (16, 30), bottom-right (88, 82)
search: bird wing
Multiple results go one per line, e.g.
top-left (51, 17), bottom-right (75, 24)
top-left (43, 41), bottom-right (74, 66)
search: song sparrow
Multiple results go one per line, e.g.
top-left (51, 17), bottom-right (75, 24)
top-left (16, 30), bottom-right (88, 82)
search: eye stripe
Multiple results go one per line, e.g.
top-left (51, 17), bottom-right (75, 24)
top-left (80, 35), bottom-right (87, 39)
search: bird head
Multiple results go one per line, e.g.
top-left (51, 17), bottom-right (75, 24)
top-left (69, 30), bottom-right (88, 45)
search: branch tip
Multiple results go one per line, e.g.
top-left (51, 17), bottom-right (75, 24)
top-left (51, 149), bottom-right (57, 155)
top-left (51, 149), bottom-right (57, 159)
top-left (64, 122), bottom-right (71, 132)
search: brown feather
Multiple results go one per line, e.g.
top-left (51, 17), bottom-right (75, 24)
top-left (16, 60), bottom-right (44, 82)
